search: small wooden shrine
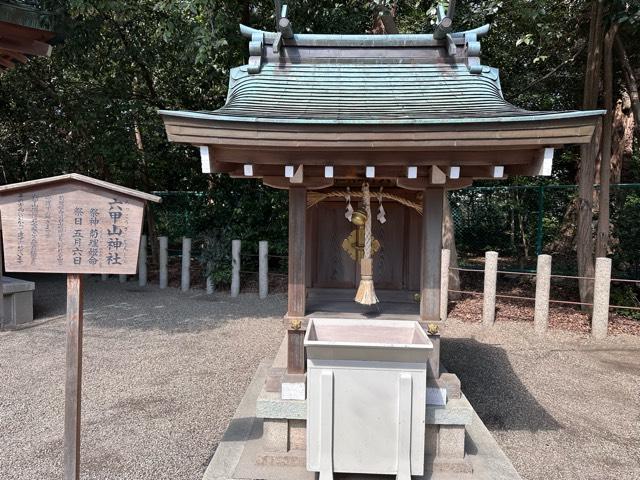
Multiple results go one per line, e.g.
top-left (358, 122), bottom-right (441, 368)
top-left (0, 0), bottom-right (58, 72)
top-left (160, 8), bottom-right (602, 479)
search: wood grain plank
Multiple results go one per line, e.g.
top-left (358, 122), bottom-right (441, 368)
top-left (64, 273), bottom-right (83, 480)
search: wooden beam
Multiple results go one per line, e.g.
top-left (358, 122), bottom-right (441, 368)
top-left (434, 16), bottom-right (453, 40)
top-left (445, 178), bottom-right (473, 190)
top-left (211, 146), bottom-right (541, 166)
top-left (64, 274), bottom-right (84, 480)
top-left (278, 17), bottom-right (294, 39)
top-left (263, 176), bottom-right (334, 190)
top-left (379, 8), bottom-right (399, 34)
top-left (0, 57), bottom-right (15, 69)
top-left (290, 165), bottom-right (304, 183)
top-left (420, 189), bottom-right (444, 321)
top-left (430, 166), bottom-right (447, 184)
top-left (0, 38), bottom-right (52, 57)
top-left (397, 176), bottom-right (471, 191)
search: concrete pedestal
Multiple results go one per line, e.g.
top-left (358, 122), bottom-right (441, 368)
top-left (202, 347), bottom-right (522, 480)
top-left (305, 318), bottom-right (431, 477)
top-left (2, 276), bottom-right (35, 327)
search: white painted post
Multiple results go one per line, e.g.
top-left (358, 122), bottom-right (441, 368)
top-left (534, 254), bottom-right (552, 334)
top-left (118, 274), bottom-right (127, 283)
top-left (592, 257), bottom-right (612, 339)
top-left (159, 236), bottom-right (168, 289)
top-left (181, 237), bottom-right (191, 292)
top-left (231, 240), bottom-right (241, 297)
top-left (259, 241), bottom-right (269, 299)
top-left (440, 249), bottom-right (450, 321)
top-left (138, 235), bottom-right (147, 287)
top-left (206, 276), bottom-right (214, 295)
top-left (101, 274), bottom-right (108, 281)
top-left (482, 251), bottom-right (498, 327)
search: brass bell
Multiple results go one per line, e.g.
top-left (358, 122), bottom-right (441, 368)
top-left (350, 208), bottom-right (367, 226)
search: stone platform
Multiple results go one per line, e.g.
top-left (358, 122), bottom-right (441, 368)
top-left (2, 276), bottom-right (35, 327)
top-left (203, 358), bottom-right (522, 480)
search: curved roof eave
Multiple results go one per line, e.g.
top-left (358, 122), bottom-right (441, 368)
top-left (158, 108), bottom-right (605, 126)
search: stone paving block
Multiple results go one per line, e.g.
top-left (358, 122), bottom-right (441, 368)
top-left (281, 373), bottom-right (306, 400)
top-left (262, 418), bottom-right (288, 453)
top-left (439, 373), bottom-right (461, 400)
top-left (425, 424), bottom-right (439, 457)
top-left (438, 425), bottom-right (465, 459)
top-left (288, 419), bottom-right (306, 450)
top-left (265, 368), bottom-right (285, 393)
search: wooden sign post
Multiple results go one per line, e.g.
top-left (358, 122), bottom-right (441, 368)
top-left (0, 174), bottom-right (160, 480)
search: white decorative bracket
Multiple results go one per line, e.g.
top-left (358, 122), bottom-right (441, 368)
top-left (199, 146), bottom-right (211, 174)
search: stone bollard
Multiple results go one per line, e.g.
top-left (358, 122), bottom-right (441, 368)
top-left (440, 249), bottom-right (450, 322)
top-left (534, 254), bottom-right (552, 334)
top-left (138, 235), bottom-right (147, 287)
top-left (181, 237), bottom-right (191, 292)
top-left (101, 274), bottom-right (108, 281)
top-left (482, 251), bottom-right (498, 326)
top-left (231, 240), bottom-right (241, 297)
top-left (206, 276), bottom-right (214, 295)
top-left (118, 274), bottom-right (127, 283)
top-left (592, 257), bottom-right (612, 339)
top-left (159, 236), bottom-right (168, 289)
top-left (259, 241), bottom-right (269, 299)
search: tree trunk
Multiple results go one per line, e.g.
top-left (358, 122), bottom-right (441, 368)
top-left (611, 93), bottom-right (635, 184)
top-left (614, 36), bottom-right (640, 134)
top-left (576, 0), bottom-right (604, 305)
top-left (595, 23), bottom-right (619, 259)
top-left (442, 195), bottom-right (461, 299)
top-left (134, 121), bottom-right (159, 264)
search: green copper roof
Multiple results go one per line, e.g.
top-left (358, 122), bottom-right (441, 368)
top-left (0, 1), bottom-right (56, 31)
top-left (160, 62), bottom-right (603, 125)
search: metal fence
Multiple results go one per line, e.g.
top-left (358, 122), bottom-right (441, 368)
top-left (449, 184), bottom-right (640, 280)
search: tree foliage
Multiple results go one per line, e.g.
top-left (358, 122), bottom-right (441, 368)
top-left (0, 0), bottom-right (639, 274)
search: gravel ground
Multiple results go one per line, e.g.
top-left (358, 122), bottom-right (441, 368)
top-left (443, 320), bottom-right (640, 480)
top-left (0, 274), bottom-right (285, 480)
top-left (2, 276), bottom-right (639, 480)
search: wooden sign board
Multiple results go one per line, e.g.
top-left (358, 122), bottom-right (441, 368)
top-left (0, 174), bottom-right (160, 275)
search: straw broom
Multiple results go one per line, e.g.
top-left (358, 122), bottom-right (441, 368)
top-left (354, 183), bottom-right (380, 305)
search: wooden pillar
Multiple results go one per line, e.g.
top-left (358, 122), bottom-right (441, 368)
top-left (64, 273), bottom-right (84, 480)
top-left (287, 187), bottom-right (306, 374)
top-left (420, 188), bottom-right (444, 322)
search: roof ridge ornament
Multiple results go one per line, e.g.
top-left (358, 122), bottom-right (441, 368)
top-left (247, 31), bottom-right (264, 74)
top-left (239, 23), bottom-right (489, 46)
top-left (465, 32), bottom-right (483, 73)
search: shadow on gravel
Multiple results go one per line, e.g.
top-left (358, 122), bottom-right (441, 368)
top-left (22, 273), bottom-right (286, 333)
top-left (442, 337), bottom-right (561, 433)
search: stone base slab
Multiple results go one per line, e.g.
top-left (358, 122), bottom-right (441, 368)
top-left (203, 357), bottom-right (522, 480)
